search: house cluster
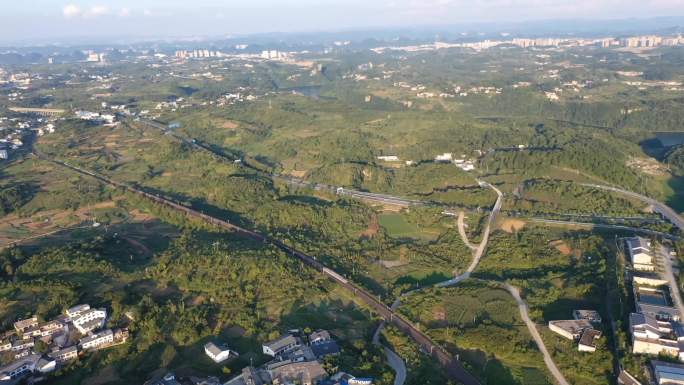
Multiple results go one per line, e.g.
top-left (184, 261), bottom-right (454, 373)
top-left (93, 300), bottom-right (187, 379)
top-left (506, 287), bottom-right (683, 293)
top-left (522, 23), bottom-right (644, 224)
top-left (433, 152), bottom-right (476, 171)
top-left (75, 110), bottom-right (117, 125)
top-left (212, 329), bottom-right (369, 385)
top-left (0, 304), bottom-right (128, 383)
top-left (548, 309), bottom-right (603, 352)
top-left (0, 113), bottom-right (59, 161)
top-left (622, 237), bottom-right (684, 364)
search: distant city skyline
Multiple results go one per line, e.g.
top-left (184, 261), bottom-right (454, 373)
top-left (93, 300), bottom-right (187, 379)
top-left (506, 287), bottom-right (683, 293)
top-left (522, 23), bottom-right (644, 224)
top-left (2, 0), bottom-right (684, 44)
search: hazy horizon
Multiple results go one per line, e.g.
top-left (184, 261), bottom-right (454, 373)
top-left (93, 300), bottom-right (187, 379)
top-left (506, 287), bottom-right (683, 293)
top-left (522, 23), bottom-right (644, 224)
top-left (2, 0), bottom-right (684, 45)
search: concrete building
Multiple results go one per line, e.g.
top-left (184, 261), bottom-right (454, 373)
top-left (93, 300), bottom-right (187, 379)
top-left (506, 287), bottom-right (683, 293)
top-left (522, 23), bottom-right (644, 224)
top-left (262, 334), bottom-right (300, 357)
top-left (627, 237), bottom-right (655, 271)
top-left (14, 316), bottom-right (38, 333)
top-left (0, 354), bottom-right (55, 381)
top-left (578, 329), bottom-right (602, 352)
top-left (72, 308), bottom-right (107, 334)
top-left (66, 304), bottom-right (90, 318)
top-left (630, 313), bottom-right (683, 359)
top-left (548, 319), bottom-right (593, 340)
top-left (48, 346), bottom-right (78, 363)
top-left (79, 329), bottom-right (113, 350)
top-left (652, 360), bottom-right (684, 384)
top-left (634, 285), bottom-right (680, 321)
top-left (268, 361), bottom-right (327, 385)
top-left (204, 342), bottom-right (235, 363)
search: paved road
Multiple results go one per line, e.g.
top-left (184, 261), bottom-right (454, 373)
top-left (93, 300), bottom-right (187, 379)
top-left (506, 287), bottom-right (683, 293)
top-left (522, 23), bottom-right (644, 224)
top-left (505, 284), bottom-right (571, 385)
top-left (581, 183), bottom-right (684, 230)
top-left (372, 318), bottom-right (407, 385)
top-left (438, 181), bottom-right (503, 287)
top-left (660, 244), bottom-right (684, 320)
top-left (530, 218), bottom-right (681, 240)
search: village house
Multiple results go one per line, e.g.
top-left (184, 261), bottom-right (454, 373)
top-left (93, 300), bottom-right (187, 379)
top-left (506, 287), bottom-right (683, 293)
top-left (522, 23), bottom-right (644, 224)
top-left (72, 308), bottom-right (107, 334)
top-left (262, 334), bottom-right (301, 357)
top-left (13, 316), bottom-right (38, 333)
top-left (627, 237), bottom-right (656, 271)
top-left (0, 354), bottom-right (55, 381)
top-left (630, 312), bottom-right (684, 359)
top-left (79, 329), bottom-right (113, 350)
top-left (48, 346), bottom-right (79, 363)
top-left (651, 360), bottom-right (684, 385)
top-left (204, 342), bottom-right (236, 363)
top-left (548, 319), bottom-right (593, 340)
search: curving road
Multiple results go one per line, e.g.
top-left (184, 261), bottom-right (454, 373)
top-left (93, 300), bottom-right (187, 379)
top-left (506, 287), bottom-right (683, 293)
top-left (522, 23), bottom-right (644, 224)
top-left (505, 284), bottom-right (571, 385)
top-left (580, 183), bottom-right (684, 230)
top-left (457, 211), bottom-right (478, 251)
top-left (437, 181), bottom-right (503, 287)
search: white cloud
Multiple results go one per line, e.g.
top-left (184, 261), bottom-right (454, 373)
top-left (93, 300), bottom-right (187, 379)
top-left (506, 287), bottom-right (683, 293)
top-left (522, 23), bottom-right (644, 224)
top-left (119, 7), bottom-right (131, 17)
top-left (62, 4), bottom-right (82, 18)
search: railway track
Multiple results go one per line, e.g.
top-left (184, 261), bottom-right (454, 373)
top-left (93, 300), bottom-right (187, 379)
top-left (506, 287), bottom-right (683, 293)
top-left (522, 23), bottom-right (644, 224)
top-left (32, 150), bottom-right (480, 385)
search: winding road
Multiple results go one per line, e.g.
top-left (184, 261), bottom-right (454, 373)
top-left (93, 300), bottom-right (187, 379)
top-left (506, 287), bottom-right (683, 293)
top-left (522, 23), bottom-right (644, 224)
top-left (437, 180), bottom-right (503, 287)
top-left (505, 284), bottom-right (571, 385)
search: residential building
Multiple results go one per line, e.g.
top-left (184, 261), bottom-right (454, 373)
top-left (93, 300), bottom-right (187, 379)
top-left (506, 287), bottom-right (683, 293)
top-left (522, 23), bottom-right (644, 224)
top-left (11, 338), bottom-right (34, 352)
top-left (634, 285), bottom-right (680, 321)
top-left (630, 312), bottom-right (683, 359)
top-left (0, 340), bottom-right (11, 352)
top-left (262, 334), bottom-right (300, 357)
top-left (79, 329), bottom-right (113, 350)
top-left (548, 319), bottom-right (593, 340)
top-left (14, 316), bottom-right (38, 333)
top-left (578, 329), bottom-right (602, 352)
top-left (66, 304), bottom-right (91, 318)
top-left (0, 354), bottom-right (55, 381)
top-left (309, 330), bottom-right (331, 345)
top-left (651, 359), bottom-right (684, 384)
top-left (627, 237), bottom-right (655, 271)
top-left (204, 342), bottom-right (236, 363)
top-left (48, 346), bottom-right (78, 363)
top-left (269, 361), bottom-right (327, 385)
top-left (0, 149), bottom-right (7, 160)
top-left (434, 153), bottom-right (453, 162)
top-left (72, 308), bottom-right (107, 334)
top-left (225, 366), bottom-right (270, 385)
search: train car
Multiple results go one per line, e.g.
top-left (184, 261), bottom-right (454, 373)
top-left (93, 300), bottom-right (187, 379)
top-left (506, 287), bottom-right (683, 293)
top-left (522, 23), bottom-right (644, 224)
top-left (322, 268), bottom-right (348, 284)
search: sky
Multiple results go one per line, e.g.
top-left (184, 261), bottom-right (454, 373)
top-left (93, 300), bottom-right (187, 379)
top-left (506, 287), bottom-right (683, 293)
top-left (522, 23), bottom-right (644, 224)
top-left (2, 0), bottom-right (684, 44)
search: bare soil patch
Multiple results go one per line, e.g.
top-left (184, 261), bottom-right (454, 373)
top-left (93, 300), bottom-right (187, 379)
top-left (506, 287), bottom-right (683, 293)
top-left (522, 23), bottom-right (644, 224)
top-left (549, 240), bottom-right (572, 256)
top-left (499, 218), bottom-right (526, 233)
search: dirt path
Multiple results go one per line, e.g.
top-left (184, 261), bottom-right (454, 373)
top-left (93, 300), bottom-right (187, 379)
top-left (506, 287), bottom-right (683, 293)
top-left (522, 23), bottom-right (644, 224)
top-left (457, 211), bottom-right (477, 251)
top-left (504, 284), bottom-right (570, 385)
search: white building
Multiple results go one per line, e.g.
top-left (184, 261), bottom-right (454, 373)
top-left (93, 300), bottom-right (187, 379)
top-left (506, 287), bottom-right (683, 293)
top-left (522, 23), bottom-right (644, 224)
top-left (434, 153), bottom-right (453, 162)
top-left (48, 346), bottom-right (78, 363)
top-left (204, 342), bottom-right (236, 363)
top-left (630, 312), bottom-right (683, 359)
top-left (79, 329), bottom-right (113, 350)
top-left (548, 319), bottom-right (593, 340)
top-left (377, 155), bottom-right (400, 162)
top-left (627, 237), bottom-right (655, 271)
top-left (262, 334), bottom-right (300, 357)
top-left (0, 354), bottom-right (55, 381)
top-left (72, 308), bottom-right (107, 334)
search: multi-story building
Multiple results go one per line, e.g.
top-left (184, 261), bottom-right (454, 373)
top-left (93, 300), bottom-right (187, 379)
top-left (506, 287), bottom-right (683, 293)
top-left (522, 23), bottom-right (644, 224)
top-left (48, 346), bottom-right (79, 363)
top-left (79, 329), bottom-right (113, 350)
top-left (72, 308), bottom-right (107, 334)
